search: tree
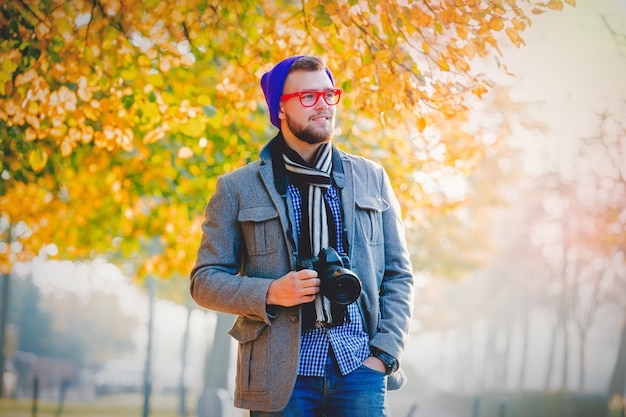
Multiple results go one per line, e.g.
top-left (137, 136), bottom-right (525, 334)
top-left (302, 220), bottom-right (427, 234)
top-left (0, 0), bottom-right (575, 402)
top-left (9, 260), bottom-right (139, 363)
top-left (9, 271), bottom-right (53, 357)
top-left (582, 108), bottom-right (626, 401)
top-left (0, 0), bottom-right (575, 276)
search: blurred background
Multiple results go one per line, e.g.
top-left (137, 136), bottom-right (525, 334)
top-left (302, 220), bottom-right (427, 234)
top-left (1, 0), bottom-right (625, 416)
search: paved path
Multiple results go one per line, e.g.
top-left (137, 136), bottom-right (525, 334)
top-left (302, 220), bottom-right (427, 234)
top-left (389, 391), bottom-right (467, 417)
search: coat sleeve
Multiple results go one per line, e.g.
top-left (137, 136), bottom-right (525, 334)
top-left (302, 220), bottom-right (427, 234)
top-left (368, 165), bottom-right (415, 361)
top-left (189, 174), bottom-right (274, 325)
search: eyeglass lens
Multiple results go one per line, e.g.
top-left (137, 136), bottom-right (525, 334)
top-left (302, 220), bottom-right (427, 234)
top-left (300, 90), bottom-right (340, 107)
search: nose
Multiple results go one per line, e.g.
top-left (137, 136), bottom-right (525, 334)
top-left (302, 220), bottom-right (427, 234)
top-left (314, 95), bottom-right (329, 110)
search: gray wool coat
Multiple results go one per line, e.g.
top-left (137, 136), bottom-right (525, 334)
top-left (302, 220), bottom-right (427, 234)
top-left (190, 136), bottom-right (415, 412)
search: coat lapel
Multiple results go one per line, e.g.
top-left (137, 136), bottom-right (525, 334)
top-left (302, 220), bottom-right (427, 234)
top-left (259, 146), bottom-right (297, 268)
top-left (338, 154), bottom-right (355, 260)
top-left (258, 140), bottom-right (356, 265)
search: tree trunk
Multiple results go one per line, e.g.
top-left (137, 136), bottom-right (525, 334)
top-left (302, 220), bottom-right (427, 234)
top-left (0, 272), bottom-right (9, 398)
top-left (204, 312), bottom-right (234, 390)
top-left (479, 324), bottom-right (496, 391)
top-left (467, 325), bottom-right (475, 392)
top-left (579, 329), bottom-right (586, 391)
top-left (546, 256), bottom-right (569, 390)
top-left (561, 317), bottom-right (569, 389)
top-left (142, 276), bottom-right (156, 417)
top-left (609, 317), bottom-right (626, 398)
top-left (500, 319), bottom-right (512, 387)
top-left (178, 301), bottom-right (192, 417)
top-left (544, 319), bottom-right (557, 389)
top-left (518, 303), bottom-right (529, 389)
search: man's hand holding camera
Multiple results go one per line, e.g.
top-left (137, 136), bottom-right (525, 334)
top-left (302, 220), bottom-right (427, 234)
top-left (266, 248), bottom-right (362, 309)
top-left (266, 270), bottom-right (320, 307)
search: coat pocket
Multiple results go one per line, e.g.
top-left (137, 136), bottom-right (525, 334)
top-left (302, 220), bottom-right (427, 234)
top-left (355, 195), bottom-right (389, 245)
top-left (228, 316), bottom-right (270, 393)
top-left (228, 315), bottom-right (268, 343)
top-left (238, 206), bottom-right (280, 256)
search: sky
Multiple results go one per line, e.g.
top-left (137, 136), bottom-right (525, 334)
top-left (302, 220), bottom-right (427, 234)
top-left (400, 0), bottom-right (626, 396)
top-left (19, 257), bottom-right (212, 387)
top-left (492, 0), bottom-right (626, 179)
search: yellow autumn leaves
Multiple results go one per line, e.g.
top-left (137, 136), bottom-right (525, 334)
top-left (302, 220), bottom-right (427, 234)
top-left (2, 68), bottom-right (94, 161)
top-left (0, 65), bottom-right (204, 167)
top-left (0, 0), bottom-right (577, 280)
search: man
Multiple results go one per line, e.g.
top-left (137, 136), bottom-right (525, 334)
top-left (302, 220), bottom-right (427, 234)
top-left (190, 55), bottom-right (414, 416)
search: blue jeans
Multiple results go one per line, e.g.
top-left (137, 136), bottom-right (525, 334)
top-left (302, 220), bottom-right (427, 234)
top-left (250, 355), bottom-right (389, 417)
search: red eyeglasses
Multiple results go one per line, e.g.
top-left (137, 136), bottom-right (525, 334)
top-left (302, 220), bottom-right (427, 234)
top-left (280, 88), bottom-right (343, 107)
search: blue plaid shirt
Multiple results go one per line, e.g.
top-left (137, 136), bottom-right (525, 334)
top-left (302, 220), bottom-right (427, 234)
top-left (288, 184), bottom-right (371, 376)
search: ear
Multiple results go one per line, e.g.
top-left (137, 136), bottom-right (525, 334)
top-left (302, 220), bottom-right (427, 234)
top-left (278, 104), bottom-right (286, 120)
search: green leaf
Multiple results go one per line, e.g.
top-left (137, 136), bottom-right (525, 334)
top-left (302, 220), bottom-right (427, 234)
top-left (122, 95), bottom-right (135, 109)
top-left (25, 45), bottom-right (41, 60)
top-left (314, 5), bottom-right (333, 27)
top-left (203, 105), bottom-right (217, 117)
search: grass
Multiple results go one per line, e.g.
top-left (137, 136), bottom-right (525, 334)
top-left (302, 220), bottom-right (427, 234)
top-left (431, 390), bottom-right (610, 417)
top-left (0, 393), bottom-right (198, 417)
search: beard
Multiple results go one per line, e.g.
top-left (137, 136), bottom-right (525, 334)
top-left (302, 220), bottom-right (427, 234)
top-left (285, 113), bottom-right (334, 145)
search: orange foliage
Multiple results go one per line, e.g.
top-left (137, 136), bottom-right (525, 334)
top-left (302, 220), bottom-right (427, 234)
top-left (0, 0), bottom-right (574, 280)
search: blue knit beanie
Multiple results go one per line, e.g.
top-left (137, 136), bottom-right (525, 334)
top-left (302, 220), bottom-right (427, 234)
top-left (260, 55), bottom-right (335, 129)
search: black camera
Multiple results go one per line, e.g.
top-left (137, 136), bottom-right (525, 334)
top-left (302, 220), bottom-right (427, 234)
top-left (297, 247), bottom-right (361, 306)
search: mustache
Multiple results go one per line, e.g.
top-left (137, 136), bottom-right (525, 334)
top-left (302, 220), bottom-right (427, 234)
top-left (310, 112), bottom-right (332, 120)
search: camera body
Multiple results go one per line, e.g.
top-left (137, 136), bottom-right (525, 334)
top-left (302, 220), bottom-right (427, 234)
top-left (297, 247), bottom-right (362, 306)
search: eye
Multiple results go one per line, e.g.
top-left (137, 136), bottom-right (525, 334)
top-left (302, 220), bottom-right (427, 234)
top-left (301, 92), bottom-right (316, 101)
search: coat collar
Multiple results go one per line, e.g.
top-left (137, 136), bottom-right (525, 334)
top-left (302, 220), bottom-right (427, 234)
top-left (259, 133), bottom-right (354, 260)
top-left (261, 133), bottom-right (346, 194)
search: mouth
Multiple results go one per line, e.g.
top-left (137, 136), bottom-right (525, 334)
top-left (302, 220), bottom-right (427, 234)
top-left (311, 114), bottom-right (331, 123)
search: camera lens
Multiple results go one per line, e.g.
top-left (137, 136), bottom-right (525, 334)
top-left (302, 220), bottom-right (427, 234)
top-left (322, 266), bottom-right (362, 306)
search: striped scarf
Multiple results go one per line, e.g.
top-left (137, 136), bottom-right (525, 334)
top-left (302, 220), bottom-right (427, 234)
top-left (283, 143), bottom-right (339, 328)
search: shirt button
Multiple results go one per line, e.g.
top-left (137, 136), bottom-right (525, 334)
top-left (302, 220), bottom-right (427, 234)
top-left (290, 315), bottom-right (299, 323)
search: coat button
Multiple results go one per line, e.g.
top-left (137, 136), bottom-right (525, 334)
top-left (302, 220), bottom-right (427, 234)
top-left (290, 315), bottom-right (299, 323)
